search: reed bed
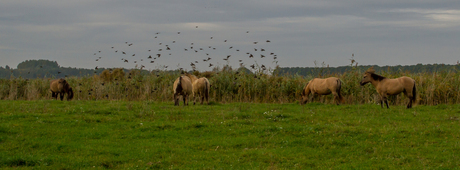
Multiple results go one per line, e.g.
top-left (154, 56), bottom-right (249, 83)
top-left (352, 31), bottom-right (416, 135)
top-left (1, 67), bottom-right (459, 106)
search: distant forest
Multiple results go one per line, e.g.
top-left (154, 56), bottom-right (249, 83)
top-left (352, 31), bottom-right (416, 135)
top-left (1, 59), bottom-right (460, 79)
top-left (275, 63), bottom-right (460, 77)
top-left (0, 60), bottom-right (131, 79)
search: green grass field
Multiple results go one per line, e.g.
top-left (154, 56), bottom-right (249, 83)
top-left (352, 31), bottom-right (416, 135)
top-left (1, 100), bottom-right (459, 169)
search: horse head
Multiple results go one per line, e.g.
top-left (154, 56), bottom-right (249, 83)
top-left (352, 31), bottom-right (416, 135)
top-left (67, 87), bottom-right (74, 101)
top-left (360, 72), bottom-right (372, 86)
top-left (300, 82), bottom-right (309, 105)
top-left (360, 67), bottom-right (376, 86)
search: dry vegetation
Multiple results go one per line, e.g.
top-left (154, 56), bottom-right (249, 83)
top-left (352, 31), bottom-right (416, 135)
top-left (1, 66), bottom-right (459, 106)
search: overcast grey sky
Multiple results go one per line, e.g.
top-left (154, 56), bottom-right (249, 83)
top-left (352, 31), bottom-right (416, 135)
top-left (1, 0), bottom-right (459, 71)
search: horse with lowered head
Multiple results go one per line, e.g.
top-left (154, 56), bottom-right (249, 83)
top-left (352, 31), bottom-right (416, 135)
top-left (173, 75), bottom-right (193, 106)
top-left (301, 77), bottom-right (344, 105)
top-left (186, 73), bottom-right (210, 105)
top-left (50, 78), bottom-right (74, 101)
top-left (360, 67), bottom-right (416, 108)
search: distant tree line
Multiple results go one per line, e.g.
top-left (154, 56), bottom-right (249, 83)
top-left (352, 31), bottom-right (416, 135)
top-left (0, 60), bottom-right (127, 79)
top-left (1, 59), bottom-right (459, 79)
top-left (275, 63), bottom-right (460, 77)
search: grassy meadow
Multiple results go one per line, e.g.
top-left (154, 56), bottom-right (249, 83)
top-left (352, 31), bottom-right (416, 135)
top-left (1, 100), bottom-right (460, 169)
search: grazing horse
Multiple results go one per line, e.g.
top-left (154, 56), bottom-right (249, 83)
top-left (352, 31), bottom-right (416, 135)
top-left (301, 77), bottom-right (344, 105)
top-left (50, 79), bottom-right (74, 101)
top-left (186, 74), bottom-right (210, 105)
top-left (173, 75), bottom-right (193, 106)
top-left (359, 67), bottom-right (416, 108)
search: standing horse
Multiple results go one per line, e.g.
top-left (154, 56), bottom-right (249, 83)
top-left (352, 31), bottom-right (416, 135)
top-left (186, 73), bottom-right (210, 105)
top-left (359, 67), bottom-right (416, 108)
top-left (173, 75), bottom-right (193, 106)
top-left (50, 78), bottom-right (74, 101)
top-left (300, 77), bottom-right (344, 105)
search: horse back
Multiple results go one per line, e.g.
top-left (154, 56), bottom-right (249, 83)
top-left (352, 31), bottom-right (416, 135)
top-left (380, 76), bottom-right (414, 94)
top-left (193, 77), bottom-right (210, 95)
top-left (309, 77), bottom-right (340, 94)
top-left (50, 79), bottom-right (66, 93)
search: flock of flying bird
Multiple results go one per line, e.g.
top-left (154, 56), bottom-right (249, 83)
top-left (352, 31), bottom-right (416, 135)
top-left (92, 26), bottom-right (280, 73)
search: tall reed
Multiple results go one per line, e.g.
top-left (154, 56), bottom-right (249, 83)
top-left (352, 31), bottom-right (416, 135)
top-left (1, 67), bottom-right (460, 105)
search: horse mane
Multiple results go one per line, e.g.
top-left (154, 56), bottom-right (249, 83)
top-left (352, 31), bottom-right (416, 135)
top-left (370, 73), bottom-right (386, 81)
top-left (365, 67), bottom-right (386, 81)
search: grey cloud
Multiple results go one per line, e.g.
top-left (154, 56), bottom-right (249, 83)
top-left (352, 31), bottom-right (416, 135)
top-left (1, 0), bottom-right (460, 70)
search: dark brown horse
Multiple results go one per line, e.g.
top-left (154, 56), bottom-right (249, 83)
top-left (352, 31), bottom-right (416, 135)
top-left (301, 77), bottom-right (344, 105)
top-left (360, 67), bottom-right (416, 108)
top-left (50, 79), bottom-right (74, 101)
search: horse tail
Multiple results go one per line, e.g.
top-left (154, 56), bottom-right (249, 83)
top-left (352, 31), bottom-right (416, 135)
top-left (411, 80), bottom-right (416, 102)
top-left (336, 79), bottom-right (344, 103)
top-left (175, 76), bottom-right (183, 93)
top-left (204, 79), bottom-right (209, 99)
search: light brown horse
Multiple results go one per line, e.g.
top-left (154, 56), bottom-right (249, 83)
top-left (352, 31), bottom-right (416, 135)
top-left (359, 67), bottom-right (416, 108)
top-left (173, 75), bottom-right (193, 106)
top-left (301, 77), bottom-right (343, 105)
top-left (186, 73), bottom-right (210, 105)
top-left (50, 78), bottom-right (74, 101)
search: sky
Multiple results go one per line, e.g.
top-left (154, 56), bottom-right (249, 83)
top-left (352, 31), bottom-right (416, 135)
top-left (1, 0), bottom-right (460, 71)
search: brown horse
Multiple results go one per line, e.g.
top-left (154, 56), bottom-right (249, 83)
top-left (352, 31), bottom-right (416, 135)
top-left (50, 78), bottom-right (74, 101)
top-left (173, 75), bottom-right (193, 106)
top-left (186, 73), bottom-right (210, 105)
top-left (359, 67), bottom-right (416, 108)
top-left (301, 77), bottom-right (343, 105)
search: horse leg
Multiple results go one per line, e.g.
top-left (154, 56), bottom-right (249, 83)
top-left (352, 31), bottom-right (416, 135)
top-left (406, 93), bottom-right (413, 108)
top-left (404, 91), bottom-right (413, 109)
top-left (201, 95), bottom-right (204, 105)
top-left (310, 93), bottom-right (316, 103)
top-left (60, 93), bottom-right (64, 101)
top-left (193, 94), bottom-right (196, 105)
top-left (332, 92), bottom-right (339, 105)
top-left (379, 95), bottom-right (387, 108)
top-left (182, 95), bottom-right (187, 106)
top-left (52, 92), bottom-right (56, 100)
top-left (382, 96), bottom-right (389, 109)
